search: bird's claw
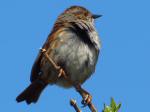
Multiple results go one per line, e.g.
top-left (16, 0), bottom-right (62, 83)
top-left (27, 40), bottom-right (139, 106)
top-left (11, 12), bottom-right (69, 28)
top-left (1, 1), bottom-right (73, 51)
top-left (81, 94), bottom-right (92, 107)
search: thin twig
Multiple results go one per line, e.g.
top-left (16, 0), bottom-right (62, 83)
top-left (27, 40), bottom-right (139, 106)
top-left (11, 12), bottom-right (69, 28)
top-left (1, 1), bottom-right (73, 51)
top-left (88, 102), bottom-right (97, 112)
top-left (40, 48), bottom-right (60, 70)
top-left (70, 99), bottom-right (82, 112)
top-left (40, 48), bottom-right (69, 79)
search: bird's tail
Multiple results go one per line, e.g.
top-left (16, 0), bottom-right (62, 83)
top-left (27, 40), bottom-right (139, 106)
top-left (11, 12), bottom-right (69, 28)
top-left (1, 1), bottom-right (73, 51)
top-left (16, 79), bottom-right (48, 104)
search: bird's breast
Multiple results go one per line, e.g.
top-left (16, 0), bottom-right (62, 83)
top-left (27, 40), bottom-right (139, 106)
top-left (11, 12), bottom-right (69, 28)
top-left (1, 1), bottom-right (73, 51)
top-left (41, 29), bottom-right (99, 88)
top-left (53, 33), bottom-right (99, 87)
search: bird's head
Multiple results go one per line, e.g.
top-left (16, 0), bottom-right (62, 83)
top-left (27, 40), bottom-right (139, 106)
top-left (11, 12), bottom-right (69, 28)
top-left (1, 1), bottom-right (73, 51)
top-left (56, 6), bottom-right (102, 24)
top-left (53, 6), bottom-right (102, 50)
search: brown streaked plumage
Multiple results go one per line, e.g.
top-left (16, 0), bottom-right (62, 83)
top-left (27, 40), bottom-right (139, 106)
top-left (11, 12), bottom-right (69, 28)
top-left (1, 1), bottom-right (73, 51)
top-left (16, 5), bottom-right (102, 106)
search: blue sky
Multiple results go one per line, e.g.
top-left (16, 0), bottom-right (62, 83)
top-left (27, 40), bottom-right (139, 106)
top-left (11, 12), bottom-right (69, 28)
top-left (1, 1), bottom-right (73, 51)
top-left (0, 0), bottom-right (150, 112)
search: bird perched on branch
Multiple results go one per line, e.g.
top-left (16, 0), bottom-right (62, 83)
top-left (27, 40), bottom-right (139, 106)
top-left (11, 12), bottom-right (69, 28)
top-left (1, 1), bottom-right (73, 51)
top-left (16, 6), bottom-right (102, 106)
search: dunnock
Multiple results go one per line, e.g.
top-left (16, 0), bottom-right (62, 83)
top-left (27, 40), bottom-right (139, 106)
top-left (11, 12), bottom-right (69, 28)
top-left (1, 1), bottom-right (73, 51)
top-left (16, 6), bottom-right (102, 105)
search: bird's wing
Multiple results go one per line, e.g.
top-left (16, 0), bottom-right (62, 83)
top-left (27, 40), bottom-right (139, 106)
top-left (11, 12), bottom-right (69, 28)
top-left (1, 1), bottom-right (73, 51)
top-left (30, 27), bottom-right (72, 82)
top-left (30, 52), bottom-right (43, 82)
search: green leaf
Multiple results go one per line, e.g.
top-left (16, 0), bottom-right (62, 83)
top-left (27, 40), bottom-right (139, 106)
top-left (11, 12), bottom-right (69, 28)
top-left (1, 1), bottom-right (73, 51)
top-left (110, 98), bottom-right (117, 111)
top-left (102, 98), bottom-right (121, 112)
top-left (116, 103), bottom-right (121, 111)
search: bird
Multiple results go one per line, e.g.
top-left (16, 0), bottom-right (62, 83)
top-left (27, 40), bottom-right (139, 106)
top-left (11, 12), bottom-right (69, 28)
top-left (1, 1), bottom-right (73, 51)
top-left (16, 5), bottom-right (102, 105)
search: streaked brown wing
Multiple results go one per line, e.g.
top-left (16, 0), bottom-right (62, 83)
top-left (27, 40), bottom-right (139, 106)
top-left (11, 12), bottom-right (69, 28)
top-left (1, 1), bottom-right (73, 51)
top-left (30, 52), bottom-right (43, 82)
top-left (30, 27), bottom-right (66, 82)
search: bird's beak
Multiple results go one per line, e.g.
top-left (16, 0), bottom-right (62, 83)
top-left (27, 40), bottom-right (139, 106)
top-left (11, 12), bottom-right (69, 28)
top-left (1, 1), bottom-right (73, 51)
top-left (92, 14), bottom-right (102, 19)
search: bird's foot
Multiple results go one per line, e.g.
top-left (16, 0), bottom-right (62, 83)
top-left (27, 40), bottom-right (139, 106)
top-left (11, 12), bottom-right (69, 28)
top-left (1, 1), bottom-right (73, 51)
top-left (74, 84), bottom-right (92, 106)
top-left (82, 93), bottom-right (92, 107)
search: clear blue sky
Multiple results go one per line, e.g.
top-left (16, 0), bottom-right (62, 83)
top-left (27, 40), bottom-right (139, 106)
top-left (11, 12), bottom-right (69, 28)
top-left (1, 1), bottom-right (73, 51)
top-left (0, 0), bottom-right (150, 112)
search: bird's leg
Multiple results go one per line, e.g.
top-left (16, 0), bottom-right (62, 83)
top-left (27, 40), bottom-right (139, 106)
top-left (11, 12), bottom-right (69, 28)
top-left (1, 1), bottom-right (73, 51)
top-left (40, 48), bottom-right (67, 79)
top-left (74, 84), bottom-right (92, 106)
top-left (74, 84), bottom-right (97, 112)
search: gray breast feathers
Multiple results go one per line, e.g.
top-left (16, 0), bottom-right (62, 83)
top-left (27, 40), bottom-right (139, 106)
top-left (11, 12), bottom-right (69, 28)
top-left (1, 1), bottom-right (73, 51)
top-left (50, 29), bottom-right (99, 86)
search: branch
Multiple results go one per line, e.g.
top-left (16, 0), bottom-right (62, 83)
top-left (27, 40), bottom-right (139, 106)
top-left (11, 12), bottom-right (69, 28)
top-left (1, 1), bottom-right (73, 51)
top-left (70, 99), bottom-right (82, 112)
top-left (88, 102), bottom-right (97, 112)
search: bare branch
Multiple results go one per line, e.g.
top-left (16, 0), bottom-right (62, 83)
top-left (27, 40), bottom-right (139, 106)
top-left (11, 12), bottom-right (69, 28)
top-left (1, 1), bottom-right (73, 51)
top-left (70, 99), bottom-right (82, 112)
top-left (88, 102), bottom-right (97, 112)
